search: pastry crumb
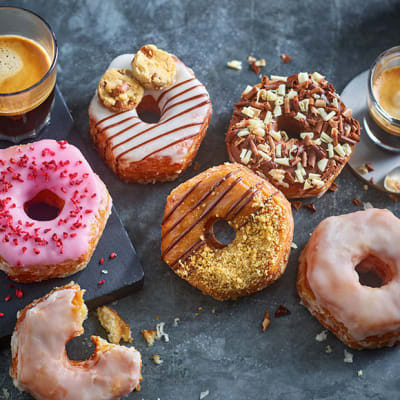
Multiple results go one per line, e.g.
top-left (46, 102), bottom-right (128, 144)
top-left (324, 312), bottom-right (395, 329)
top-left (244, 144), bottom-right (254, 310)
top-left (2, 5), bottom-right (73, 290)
top-left (291, 242), bottom-right (298, 249)
top-left (142, 330), bottom-right (157, 346)
top-left (173, 317), bottom-right (180, 327)
top-left (96, 306), bottom-right (132, 344)
top-left (261, 312), bottom-right (271, 332)
top-left (358, 369), bottom-right (363, 377)
top-left (152, 354), bottom-right (163, 365)
top-left (344, 349), bottom-right (353, 363)
top-left (315, 330), bottom-right (328, 342)
top-left (325, 345), bottom-right (332, 353)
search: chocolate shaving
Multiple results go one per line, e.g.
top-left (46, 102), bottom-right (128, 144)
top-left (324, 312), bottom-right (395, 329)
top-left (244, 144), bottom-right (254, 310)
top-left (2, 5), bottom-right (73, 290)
top-left (290, 200), bottom-right (303, 210)
top-left (353, 197), bottom-right (362, 206)
top-left (329, 182), bottom-right (338, 192)
top-left (251, 62), bottom-right (260, 74)
top-left (274, 305), bottom-right (291, 317)
top-left (340, 135), bottom-right (357, 145)
top-left (365, 162), bottom-right (374, 172)
top-left (280, 53), bottom-right (292, 63)
top-left (369, 177), bottom-right (374, 184)
top-left (304, 203), bottom-right (317, 212)
top-left (192, 161), bottom-right (201, 171)
top-left (389, 194), bottom-right (398, 203)
top-left (308, 151), bottom-right (316, 169)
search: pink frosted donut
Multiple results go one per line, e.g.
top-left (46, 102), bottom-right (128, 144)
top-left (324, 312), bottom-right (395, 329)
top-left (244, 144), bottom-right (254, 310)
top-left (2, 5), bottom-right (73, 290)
top-left (0, 139), bottom-right (112, 283)
top-left (10, 283), bottom-right (142, 400)
top-left (298, 208), bottom-right (400, 349)
top-left (89, 54), bottom-right (212, 183)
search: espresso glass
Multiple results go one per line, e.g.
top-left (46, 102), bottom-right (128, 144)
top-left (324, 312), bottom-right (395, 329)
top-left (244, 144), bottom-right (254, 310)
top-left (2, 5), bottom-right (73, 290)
top-left (368, 45), bottom-right (400, 137)
top-left (0, 7), bottom-right (58, 143)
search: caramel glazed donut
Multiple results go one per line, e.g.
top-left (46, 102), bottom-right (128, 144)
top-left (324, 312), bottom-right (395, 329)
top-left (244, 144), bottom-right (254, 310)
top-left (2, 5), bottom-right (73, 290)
top-left (161, 163), bottom-right (294, 301)
top-left (226, 72), bottom-right (361, 198)
top-left (10, 283), bottom-right (142, 400)
top-left (298, 209), bottom-right (400, 349)
top-left (89, 54), bottom-right (212, 183)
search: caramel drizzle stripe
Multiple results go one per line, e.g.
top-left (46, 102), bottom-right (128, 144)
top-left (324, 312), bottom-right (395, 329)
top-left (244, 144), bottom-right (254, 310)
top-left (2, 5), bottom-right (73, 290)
top-left (95, 109), bottom-right (132, 128)
top-left (162, 180), bottom-right (203, 224)
top-left (224, 183), bottom-right (263, 219)
top-left (157, 77), bottom-right (196, 105)
top-left (161, 84), bottom-right (204, 113)
top-left (161, 170), bottom-right (239, 239)
top-left (112, 99), bottom-right (211, 152)
top-left (170, 239), bottom-right (205, 270)
top-left (98, 116), bottom-right (138, 133)
top-left (141, 133), bottom-right (199, 161)
top-left (162, 176), bottom-right (243, 258)
top-left (162, 93), bottom-right (209, 115)
top-left (119, 122), bottom-right (203, 156)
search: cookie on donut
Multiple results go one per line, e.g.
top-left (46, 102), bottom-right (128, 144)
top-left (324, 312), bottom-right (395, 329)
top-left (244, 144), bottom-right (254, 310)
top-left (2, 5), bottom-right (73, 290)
top-left (161, 163), bottom-right (294, 300)
top-left (226, 72), bottom-right (361, 198)
top-left (131, 44), bottom-right (176, 90)
top-left (298, 209), bottom-right (400, 349)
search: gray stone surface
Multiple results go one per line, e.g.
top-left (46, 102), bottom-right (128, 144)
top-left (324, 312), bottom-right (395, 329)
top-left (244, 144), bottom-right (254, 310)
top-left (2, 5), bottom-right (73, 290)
top-left (1, 0), bottom-right (400, 399)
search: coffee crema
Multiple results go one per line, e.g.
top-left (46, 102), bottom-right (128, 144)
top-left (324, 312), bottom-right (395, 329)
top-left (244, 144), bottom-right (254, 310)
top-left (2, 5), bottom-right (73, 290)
top-left (0, 35), bottom-right (50, 94)
top-left (373, 66), bottom-right (400, 120)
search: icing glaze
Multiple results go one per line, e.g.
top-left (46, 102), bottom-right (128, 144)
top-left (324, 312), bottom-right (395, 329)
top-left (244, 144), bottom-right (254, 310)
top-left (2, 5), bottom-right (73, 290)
top-left (89, 54), bottom-right (211, 165)
top-left (11, 285), bottom-right (141, 400)
top-left (0, 139), bottom-right (110, 267)
top-left (304, 208), bottom-right (400, 340)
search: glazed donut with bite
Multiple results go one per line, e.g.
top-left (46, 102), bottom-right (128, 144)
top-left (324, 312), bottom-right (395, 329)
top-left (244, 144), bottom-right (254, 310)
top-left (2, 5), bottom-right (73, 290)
top-left (226, 72), bottom-right (361, 198)
top-left (10, 283), bottom-right (142, 400)
top-left (298, 208), bottom-right (400, 349)
top-left (89, 45), bottom-right (212, 183)
top-left (0, 139), bottom-right (111, 283)
top-left (161, 163), bottom-right (294, 300)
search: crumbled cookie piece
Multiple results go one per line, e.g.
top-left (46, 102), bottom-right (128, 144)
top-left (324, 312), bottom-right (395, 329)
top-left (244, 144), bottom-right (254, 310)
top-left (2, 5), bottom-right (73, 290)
top-left (142, 329), bottom-right (157, 346)
top-left (97, 305), bottom-right (132, 345)
top-left (261, 312), bottom-right (271, 332)
top-left (131, 44), bottom-right (176, 90)
top-left (281, 53), bottom-right (292, 63)
top-left (97, 68), bottom-right (144, 112)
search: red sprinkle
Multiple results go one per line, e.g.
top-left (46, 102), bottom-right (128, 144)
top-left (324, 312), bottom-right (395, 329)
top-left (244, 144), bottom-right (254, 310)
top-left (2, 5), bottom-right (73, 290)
top-left (5, 295), bottom-right (11, 302)
top-left (15, 289), bottom-right (23, 298)
top-left (109, 252), bottom-right (117, 259)
top-left (99, 258), bottom-right (104, 265)
top-left (0, 313), bottom-right (4, 317)
top-left (98, 279), bottom-right (105, 285)
top-left (33, 248), bottom-right (40, 254)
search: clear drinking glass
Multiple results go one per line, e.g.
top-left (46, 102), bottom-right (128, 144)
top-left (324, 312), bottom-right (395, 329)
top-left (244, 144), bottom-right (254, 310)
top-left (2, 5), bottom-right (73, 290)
top-left (0, 7), bottom-right (58, 143)
top-left (368, 45), bottom-right (400, 137)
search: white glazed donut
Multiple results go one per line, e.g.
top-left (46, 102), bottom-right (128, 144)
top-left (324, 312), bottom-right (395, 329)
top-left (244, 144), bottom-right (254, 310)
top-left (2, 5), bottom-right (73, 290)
top-left (297, 208), bottom-right (400, 349)
top-left (89, 54), bottom-right (212, 183)
top-left (10, 283), bottom-right (142, 400)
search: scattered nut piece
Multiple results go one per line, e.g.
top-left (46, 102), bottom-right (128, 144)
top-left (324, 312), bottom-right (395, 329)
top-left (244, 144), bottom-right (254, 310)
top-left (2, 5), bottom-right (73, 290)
top-left (290, 200), bottom-right (303, 210)
top-left (261, 312), bottom-right (271, 332)
top-left (97, 306), bottom-right (132, 345)
top-left (315, 330), bottom-right (328, 342)
top-left (152, 354), bottom-right (163, 365)
top-left (142, 330), bottom-right (157, 346)
top-left (227, 60), bottom-right (242, 70)
top-left (274, 305), bottom-right (291, 317)
top-left (97, 68), bottom-right (144, 112)
top-left (281, 53), bottom-right (292, 63)
top-left (344, 349), bottom-right (354, 363)
top-left (304, 203), bottom-right (317, 212)
top-left (131, 44), bottom-right (176, 90)
top-left (353, 197), bottom-right (362, 206)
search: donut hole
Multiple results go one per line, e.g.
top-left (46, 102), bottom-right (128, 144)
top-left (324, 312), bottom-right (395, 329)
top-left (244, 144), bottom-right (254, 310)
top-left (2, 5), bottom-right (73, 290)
top-left (355, 254), bottom-right (393, 288)
top-left (136, 95), bottom-right (161, 123)
top-left (276, 115), bottom-right (304, 139)
top-left (24, 189), bottom-right (65, 221)
top-left (66, 334), bottom-right (95, 361)
top-left (204, 218), bottom-right (236, 249)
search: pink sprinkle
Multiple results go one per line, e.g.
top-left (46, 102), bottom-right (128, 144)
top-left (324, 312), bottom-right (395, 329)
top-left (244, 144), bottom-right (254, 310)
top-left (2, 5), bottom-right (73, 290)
top-left (98, 279), bottom-right (105, 285)
top-left (5, 295), bottom-right (11, 302)
top-left (0, 313), bottom-right (4, 318)
top-left (70, 233), bottom-right (77, 238)
top-left (109, 252), bottom-right (117, 259)
top-left (15, 289), bottom-right (23, 298)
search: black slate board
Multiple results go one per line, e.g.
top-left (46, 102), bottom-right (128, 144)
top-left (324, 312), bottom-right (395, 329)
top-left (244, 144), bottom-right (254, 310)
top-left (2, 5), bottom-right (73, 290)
top-left (0, 87), bottom-right (144, 339)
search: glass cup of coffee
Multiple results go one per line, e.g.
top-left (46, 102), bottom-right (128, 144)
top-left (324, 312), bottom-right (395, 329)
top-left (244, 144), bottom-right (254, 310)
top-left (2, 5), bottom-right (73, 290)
top-left (0, 7), bottom-right (58, 143)
top-left (368, 45), bottom-right (400, 137)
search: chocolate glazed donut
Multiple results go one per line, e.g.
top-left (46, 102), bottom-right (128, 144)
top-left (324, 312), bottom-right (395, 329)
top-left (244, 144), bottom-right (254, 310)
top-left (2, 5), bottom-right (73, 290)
top-left (226, 72), bottom-right (360, 198)
top-left (161, 163), bottom-right (294, 301)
